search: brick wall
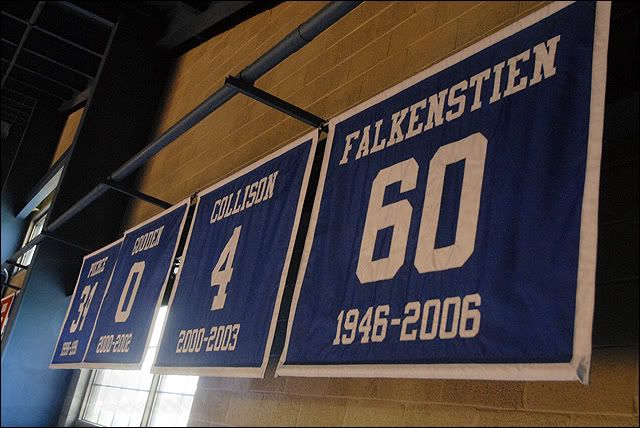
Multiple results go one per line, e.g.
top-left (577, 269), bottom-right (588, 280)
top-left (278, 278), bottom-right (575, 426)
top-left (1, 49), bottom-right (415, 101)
top-left (50, 107), bottom-right (84, 166)
top-left (125, 2), bottom-right (638, 426)
top-left (189, 348), bottom-right (638, 426)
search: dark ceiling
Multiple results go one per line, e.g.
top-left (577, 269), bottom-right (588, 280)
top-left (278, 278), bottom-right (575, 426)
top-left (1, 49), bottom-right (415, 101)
top-left (1, 1), bottom-right (637, 140)
top-left (0, 1), bottom-right (276, 137)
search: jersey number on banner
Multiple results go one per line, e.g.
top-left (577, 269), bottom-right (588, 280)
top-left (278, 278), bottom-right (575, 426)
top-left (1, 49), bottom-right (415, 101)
top-left (210, 225), bottom-right (242, 311)
top-left (69, 283), bottom-right (98, 333)
top-left (115, 261), bottom-right (145, 323)
top-left (357, 133), bottom-right (487, 283)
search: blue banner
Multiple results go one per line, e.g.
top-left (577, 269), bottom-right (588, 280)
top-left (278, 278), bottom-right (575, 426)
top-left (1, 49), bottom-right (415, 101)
top-left (83, 201), bottom-right (189, 368)
top-left (50, 239), bottom-right (123, 368)
top-left (153, 134), bottom-right (316, 377)
top-left (279, 2), bottom-right (609, 383)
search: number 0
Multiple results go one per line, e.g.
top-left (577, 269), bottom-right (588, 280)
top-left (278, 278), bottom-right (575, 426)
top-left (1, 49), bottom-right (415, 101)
top-left (414, 133), bottom-right (487, 272)
top-left (115, 261), bottom-right (145, 323)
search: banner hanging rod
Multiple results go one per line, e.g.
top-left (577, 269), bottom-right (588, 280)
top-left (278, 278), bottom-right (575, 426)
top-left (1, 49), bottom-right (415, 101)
top-left (3, 1), bottom-right (362, 267)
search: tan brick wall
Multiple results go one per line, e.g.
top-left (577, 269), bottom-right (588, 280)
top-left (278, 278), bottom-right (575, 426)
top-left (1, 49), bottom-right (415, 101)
top-left (125, 1), bottom-right (557, 227)
top-left (125, 2), bottom-right (639, 426)
top-left (187, 347), bottom-right (638, 427)
top-left (50, 107), bottom-right (84, 166)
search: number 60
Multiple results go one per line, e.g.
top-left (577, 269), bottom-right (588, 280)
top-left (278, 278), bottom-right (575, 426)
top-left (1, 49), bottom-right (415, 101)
top-left (357, 133), bottom-right (487, 283)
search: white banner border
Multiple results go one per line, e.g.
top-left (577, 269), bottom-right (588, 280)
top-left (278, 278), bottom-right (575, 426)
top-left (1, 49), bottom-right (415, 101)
top-left (151, 131), bottom-right (319, 378)
top-left (277, 1), bottom-right (610, 384)
top-left (79, 199), bottom-right (191, 370)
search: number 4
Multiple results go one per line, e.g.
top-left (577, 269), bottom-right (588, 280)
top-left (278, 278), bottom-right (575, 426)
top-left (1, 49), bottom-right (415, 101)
top-left (211, 226), bottom-right (242, 311)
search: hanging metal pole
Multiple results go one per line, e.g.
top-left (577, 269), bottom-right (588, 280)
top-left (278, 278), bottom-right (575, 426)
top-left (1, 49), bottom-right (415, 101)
top-left (16, 1), bottom-right (362, 261)
top-left (1, 2), bottom-right (45, 88)
top-left (111, 1), bottom-right (360, 181)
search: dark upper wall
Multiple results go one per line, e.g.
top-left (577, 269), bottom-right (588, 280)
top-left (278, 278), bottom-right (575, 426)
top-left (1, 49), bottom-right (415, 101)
top-left (0, 7), bottom-right (174, 426)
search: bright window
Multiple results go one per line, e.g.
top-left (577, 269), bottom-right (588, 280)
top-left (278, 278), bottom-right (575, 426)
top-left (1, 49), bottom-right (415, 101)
top-left (17, 209), bottom-right (48, 267)
top-left (81, 307), bottom-right (198, 427)
top-left (148, 375), bottom-right (198, 427)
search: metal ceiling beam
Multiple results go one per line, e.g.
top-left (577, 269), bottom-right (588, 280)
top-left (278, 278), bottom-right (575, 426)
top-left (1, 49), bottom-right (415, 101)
top-left (1, 104), bottom-right (30, 119)
top-left (2, 91), bottom-right (35, 108)
top-left (2, 96), bottom-right (32, 110)
top-left (8, 1), bottom-right (362, 265)
top-left (2, 37), bottom-right (19, 47)
top-left (1, 110), bottom-right (30, 126)
top-left (2, 120), bottom-right (27, 129)
top-left (1, 2), bottom-right (45, 88)
top-left (32, 25), bottom-right (104, 58)
top-left (1, 113), bottom-right (27, 127)
top-left (22, 47), bottom-right (94, 79)
top-left (1, 111), bottom-right (18, 121)
top-left (6, 76), bottom-right (67, 100)
top-left (0, 10), bottom-right (29, 25)
top-left (156, 1), bottom-right (252, 50)
top-left (1, 58), bottom-right (81, 93)
top-left (53, 1), bottom-right (115, 28)
top-left (3, 87), bottom-right (37, 103)
top-left (1, 38), bottom-right (96, 80)
top-left (2, 8), bottom-right (106, 58)
top-left (0, 108), bottom-right (21, 119)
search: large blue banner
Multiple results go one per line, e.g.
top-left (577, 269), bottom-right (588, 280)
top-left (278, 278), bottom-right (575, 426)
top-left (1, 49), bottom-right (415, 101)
top-left (50, 239), bottom-right (123, 368)
top-left (83, 201), bottom-right (189, 368)
top-left (153, 134), bottom-right (316, 377)
top-left (278, 2), bottom-right (609, 383)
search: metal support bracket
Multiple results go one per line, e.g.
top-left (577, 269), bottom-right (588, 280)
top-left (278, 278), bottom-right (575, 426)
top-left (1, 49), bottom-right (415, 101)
top-left (104, 179), bottom-right (172, 209)
top-left (225, 75), bottom-right (327, 131)
top-left (2, 282), bottom-right (21, 291)
top-left (40, 231), bottom-right (89, 252)
top-left (3, 261), bottom-right (29, 271)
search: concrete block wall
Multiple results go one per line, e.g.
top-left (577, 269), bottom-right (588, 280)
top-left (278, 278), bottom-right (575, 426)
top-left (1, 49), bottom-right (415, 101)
top-left (50, 107), bottom-right (84, 166)
top-left (123, 2), bottom-right (639, 426)
top-left (186, 347), bottom-right (638, 426)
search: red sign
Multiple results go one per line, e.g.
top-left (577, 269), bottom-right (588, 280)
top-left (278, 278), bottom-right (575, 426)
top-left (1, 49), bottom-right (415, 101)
top-left (1, 293), bottom-right (17, 336)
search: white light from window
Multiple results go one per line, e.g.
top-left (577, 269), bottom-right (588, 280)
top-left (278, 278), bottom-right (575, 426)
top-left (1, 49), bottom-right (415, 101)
top-left (19, 213), bottom-right (47, 267)
top-left (82, 307), bottom-right (198, 427)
